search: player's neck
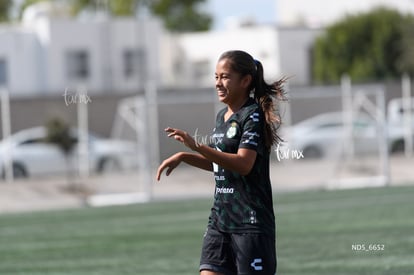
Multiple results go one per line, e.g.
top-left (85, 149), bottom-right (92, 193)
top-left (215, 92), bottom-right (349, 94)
top-left (226, 97), bottom-right (249, 116)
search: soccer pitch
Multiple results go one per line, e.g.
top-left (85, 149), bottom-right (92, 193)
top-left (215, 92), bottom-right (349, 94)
top-left (0, 185), bottom-right (413, 275)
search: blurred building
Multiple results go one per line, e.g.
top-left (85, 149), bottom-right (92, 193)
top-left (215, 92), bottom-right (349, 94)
top-left (0, 2), bottom-right (324, 98)
top-left (178, 23), bottom-right (279, 86)
top-left (0, 2), bottom-right (185, 96)
top-left (177, 21), bottom-right (321, 86)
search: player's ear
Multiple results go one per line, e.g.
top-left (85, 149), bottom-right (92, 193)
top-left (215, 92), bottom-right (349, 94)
top-left (240, 74), bottom-right (252, 89)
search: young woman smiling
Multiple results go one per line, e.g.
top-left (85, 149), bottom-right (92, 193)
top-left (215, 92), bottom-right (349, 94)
top-left (157, 50), bottom-right (286, 275)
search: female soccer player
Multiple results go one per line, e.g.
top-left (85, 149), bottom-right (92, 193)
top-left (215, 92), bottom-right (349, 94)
top-left (156, 50), bottom-right (286, 275)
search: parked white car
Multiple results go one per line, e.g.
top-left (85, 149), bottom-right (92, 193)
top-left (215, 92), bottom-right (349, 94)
top-left (387, 97), bottom-right (414, 126)
top-left (279, 112), bottom-right (405, 159)
top-left (387, 97), bottom-right (414, 152)
top-left (0, 127), bottom-right (138, 178)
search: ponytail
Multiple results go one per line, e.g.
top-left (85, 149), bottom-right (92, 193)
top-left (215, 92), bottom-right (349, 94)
top-left (253, 60), bottom-right (287, 148)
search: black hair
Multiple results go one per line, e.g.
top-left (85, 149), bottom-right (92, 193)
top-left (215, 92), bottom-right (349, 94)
top-left (218, 50), bottom-right (287, 148)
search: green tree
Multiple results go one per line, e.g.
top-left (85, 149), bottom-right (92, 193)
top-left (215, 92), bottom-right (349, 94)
top-left (19, 0), bottom-right (53, 19)
top-left (45, 117), bottom-right (77, 184)
top-left (313, 7), bottom-right (414, 84)
top-left (45, 118), bottom-right (76, 154)
top-left (70, 0), bottom-right (212, 32)
top-left (69, 0), bottom-right (136, 17)
top-left (0, 0), bottom-right (12, 22)
top-left (396, 19), bottom-right (414, 76)
top-left (149, 0), bottom-right (211, 32)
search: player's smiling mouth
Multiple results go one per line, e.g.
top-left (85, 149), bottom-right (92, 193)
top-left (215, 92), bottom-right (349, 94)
top-left (217, 89), bottom-right (227, 97)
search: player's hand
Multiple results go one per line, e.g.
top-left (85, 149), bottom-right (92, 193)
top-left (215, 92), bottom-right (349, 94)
top-left (156, 153), bottom-right (182, 181)
top-left (165, 127), bottom-right (198, 151)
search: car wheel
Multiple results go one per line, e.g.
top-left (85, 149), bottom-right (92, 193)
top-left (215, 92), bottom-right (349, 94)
top-left (13, 163), bottom-right (28, 178)
top-left (391, 140), bottom-right (404, 153)
top-left (97, 157), bottom-right (120, 173)
top-left (303, 146), bottom-right (323, 159)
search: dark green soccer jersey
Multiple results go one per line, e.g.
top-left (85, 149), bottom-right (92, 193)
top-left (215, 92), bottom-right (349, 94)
top-left (208, 98), bottom-right (275, 237)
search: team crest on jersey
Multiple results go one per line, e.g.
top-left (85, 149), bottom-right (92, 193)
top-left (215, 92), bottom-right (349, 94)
top-left (226, 122), bottom-right (238, 138)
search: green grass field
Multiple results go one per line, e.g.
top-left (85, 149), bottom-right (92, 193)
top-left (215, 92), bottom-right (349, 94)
top-left (0, 185), bottom-right (413, 275)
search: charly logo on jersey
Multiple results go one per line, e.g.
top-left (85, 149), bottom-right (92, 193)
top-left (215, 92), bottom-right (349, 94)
top-left (226, 122), bottom-right (238, 138)
top-left (250, 258), bottom-right (263, 271)
top-left (250, 112), bottom-right (260, 122)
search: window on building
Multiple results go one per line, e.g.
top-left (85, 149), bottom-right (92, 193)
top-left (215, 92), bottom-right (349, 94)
top-left (123, 48), bottom-right (146, 79)
top-left (0, 59), bottom-right (7, 86)
top-left (66, 50), bottom-right (89, 81)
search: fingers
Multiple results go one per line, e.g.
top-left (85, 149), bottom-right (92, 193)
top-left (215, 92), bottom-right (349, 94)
top-left (165, 128), bottom-right (186, 143)
top-left (156, 164), bottom-right (171, 181)
top-left (156, 165), bottom-right (164, 181)
top-left (166, 166), bottom-right (173, 176)
top-left (156, 155), bottom-right (179, 181)
top-left (165, 127), bottom-right (177, 136)
top-left (156, 163), bottom-right (175, 181)
top-left (165, 127), bottom-right (185, 137)
top-left (166, 128), bottom-right (180, 138)
top-left (165, 127), bottom-right (197, 150)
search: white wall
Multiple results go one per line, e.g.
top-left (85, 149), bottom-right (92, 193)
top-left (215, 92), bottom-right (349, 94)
top-left (278, 27), bottom-right (323, 85)
top-left (47, 19), bottom-right (100, 93)
top-left (177, 24), bottom-right (322, 86)
top-left (178, 25), bottom-right (281, 87)
top-left (110, 19), bottom-right (143, 92)
top-left (158, 32), bottom-right (190, 88)
top-left (110, 18), bottom-right (163, 91)
top-left (0, 27), bottom-right (44, 95)
top-left (46, 17), bottom-right (164, 94)
top-left (1, 14), bottom-right (165, 96)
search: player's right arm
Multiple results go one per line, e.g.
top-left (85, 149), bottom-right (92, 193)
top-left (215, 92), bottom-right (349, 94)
top-left (156, 152), bottom-right (213, 181)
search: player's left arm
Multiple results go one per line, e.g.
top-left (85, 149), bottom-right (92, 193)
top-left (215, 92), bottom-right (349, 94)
top-left (164, 127), bottom-right (257, 176)
top-left (196, 146), bottom-right (256, 176)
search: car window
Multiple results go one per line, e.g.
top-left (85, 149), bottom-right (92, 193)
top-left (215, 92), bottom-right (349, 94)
top-left (316, 122), bottom-right (342, 129)
top-left (19, 137), bottom-right (78, 146)
top-left (19, 138), bottom-right (47, 146)
top-left (353, 121), bottom-right (370, 128)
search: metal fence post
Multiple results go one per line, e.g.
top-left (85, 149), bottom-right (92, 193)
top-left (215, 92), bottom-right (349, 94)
top-left (1, 87), bottom-right (13, 183)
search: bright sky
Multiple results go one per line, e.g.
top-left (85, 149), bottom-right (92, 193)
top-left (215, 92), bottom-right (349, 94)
top-left (276, 0), bottom-right (414, 27)
top-left (206, 0), bottom-right (414, 30)
top-left (206, 0), bottom-right (277, 30)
